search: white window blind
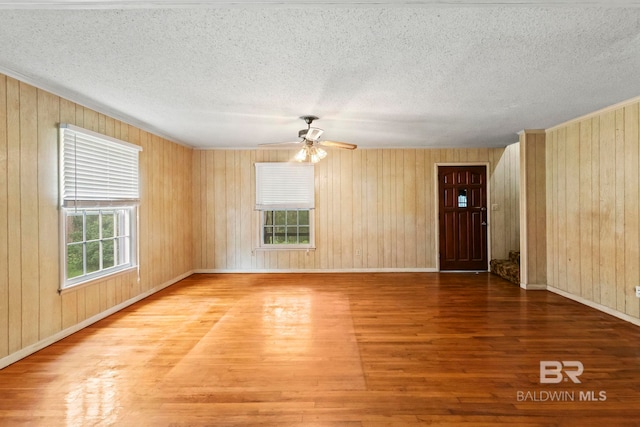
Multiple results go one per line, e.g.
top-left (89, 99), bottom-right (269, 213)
top-left (60, 124), bottom-right (142, 207)
top-left (255, 162), bottom-right (315, 210)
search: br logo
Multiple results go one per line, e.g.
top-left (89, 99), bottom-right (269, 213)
top-left (540, 361), bottom-right (584, 384)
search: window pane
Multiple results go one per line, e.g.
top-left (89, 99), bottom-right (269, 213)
top-left (263, 226), bottom-right (274, 244)
top-left (86, 212), bottom-right (100, 240)
top-left (66, 214), bottom-right (84, 243)
top-left (458, 189), bottom-right (468, 208)
top-left (299, 226), bottom-right (310, 243)
top-left (260, 209), bottom-right (313, 246)
top-left (103, 239), bottom-right (115, 269)
top-left (86, 241), bottom-right (100, 273)
top-left (67, 244), bottom-right (83, 279)
top-left (102, 211), bottom-right (115, 238)
top-left (274, 211), bottom-right (286, 225)
top-left (286, 227), bottom-right (298, 243)
top-left (266, 211), bottom-right (275, 225)
top-left (286, 210), bottom-right (297, 225)
top-left (299, 210), bottom-right (309, 226)
top-left (115, 209), bottom-right (130, 237)
top-left (117, 237), bottom-right (130, 265)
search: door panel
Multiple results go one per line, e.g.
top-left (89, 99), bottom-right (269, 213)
top-left (438, 166), bottom-right (488, 270)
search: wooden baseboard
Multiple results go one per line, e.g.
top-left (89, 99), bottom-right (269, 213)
top-left (193, 268), bottom-right (439, 274)
top-left (0, 270), bottom-right (193, 370)
top-left (520, 282), bottom-right (547, 290)
top-left (547, 285), bottom-right (640, 328)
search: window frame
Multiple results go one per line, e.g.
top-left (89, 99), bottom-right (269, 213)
top-left (257, 208), bottom-right (315, 250)
top-left (58, 124), bottom-right (141, 291)
top-left (60, 206), bottom-right (138, 289)
top-left (254, 162), bottom-right (316, 251)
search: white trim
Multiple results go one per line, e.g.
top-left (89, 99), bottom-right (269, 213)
top-left (0, 270), bottom-right (193, 370)
top-left (59, 265), bottom-right (138, 294)
top-left (547, 285), bottom-right (640, 328)
top-left (434, 162), bottom-right (492, 272)
top-left (193, 268), bottom-right (438, 274)
top-left (520, 282), bottom-right (547, 290)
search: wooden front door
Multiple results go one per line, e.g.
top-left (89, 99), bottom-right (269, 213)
top-left (438, 166), bottom-right (488, 271)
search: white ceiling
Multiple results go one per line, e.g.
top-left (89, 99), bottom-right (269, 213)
top-left (1, 1), bottom-right (640, 149)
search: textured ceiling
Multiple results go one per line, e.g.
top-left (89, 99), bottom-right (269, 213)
top-left (1, 1), bottom-right (640, 149)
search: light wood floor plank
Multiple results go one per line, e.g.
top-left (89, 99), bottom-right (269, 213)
top-left (0, 273), bottom-right (639, 426)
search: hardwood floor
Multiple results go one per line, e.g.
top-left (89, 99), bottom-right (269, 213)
top-left (1, 273), bottom-right (640, 426)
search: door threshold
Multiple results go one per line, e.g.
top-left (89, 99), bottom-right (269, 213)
top-left (440, 270), bottom-right (489, 273)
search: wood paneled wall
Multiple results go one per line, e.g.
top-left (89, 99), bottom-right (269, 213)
top-left (519, 131), bottom-right (546, 288)
top-left (0, 74), bottom-right (193, 361)
top-left (491, 142), bottom-right (520, 260)
top-left (546, 99), bottom-right (640, 319)
top-left (192, 147), bottom-right (519, 271)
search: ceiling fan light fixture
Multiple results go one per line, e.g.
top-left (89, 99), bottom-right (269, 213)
top-left (294, 147), bottom-right (308, 162)
top-left (316, 146), bottom-right (327, 160)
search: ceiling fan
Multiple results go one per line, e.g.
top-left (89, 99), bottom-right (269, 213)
top-left (259, 115), bottom-right (357, 163)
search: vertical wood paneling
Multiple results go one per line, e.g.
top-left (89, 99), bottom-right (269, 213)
top-left (491, 148), bottom-right (506, 261)
top-left (533, 134), bottom-right (546, 284)
top-left (614, 109), bottom-right (626, 312)
top-left (364, 150), bottom-right (377, 268)
top-left (565, 124), bottom-right (580, 295)
top-left (402, 150), bottom-right (414, 267)
top-left (0, 75), bottom-right (8, 358)
top-left (579, 120), bottom-right (593, 301)
top-left (19, 82), bottom-right (39, 347)
top-left (37, 89), bottom-right (61, 339)
top-left (192, 147), bottom-right (514, 272)
top-left (382, 150), bottom-right (392, 267)
top-left (599, 111), bottom-right (616, 309)
top-left (547, 99), bottom-right (640, 321)
top-left (6, 77), bottom-right (21, 353)
top-left (625, 105), bottom-right (640, 318)
top-left (340, 150), bottom-right (353, 269)
top-left (1, 73), bottom-right (193, 366)
top-left (549, 130), bottom-right (558, 289)
top-left (519, 130), bottom-right (546, 287)
top-left (352, 150), bottom-right (363, 269)
top-left (138, 131), bottom-right (150, 290)
top-left (225, 151), bottom-right (236, 269)
top-left (557, 128), bottom-right (568, 291)
top-left (59, 99), bottom-right (78, 330)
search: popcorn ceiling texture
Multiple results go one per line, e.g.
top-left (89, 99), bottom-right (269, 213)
top-left (0, 3), bottom-right (639, 148)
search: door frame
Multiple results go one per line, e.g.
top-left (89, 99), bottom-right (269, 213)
top-left (434, 162), bottom-right (492, 272)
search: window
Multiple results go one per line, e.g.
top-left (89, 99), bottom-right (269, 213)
top-left (255, 163), bottom-right (314, 249)
top-left (59, 124), bottom-right (142, 289)
top-left (262, 209), bottom-right (311, 245)
top-left (65, 209), bottom-right (133, 281)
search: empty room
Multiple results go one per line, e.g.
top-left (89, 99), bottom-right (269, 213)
top-left (1, 1), bottom-right (640, 426)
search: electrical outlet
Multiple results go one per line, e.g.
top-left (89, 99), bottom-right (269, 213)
top-left (636, 286), bottom-right (640, 298)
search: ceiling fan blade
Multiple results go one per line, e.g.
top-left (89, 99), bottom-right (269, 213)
top-left (319, 140), bottom-right (358, 150)
top-left (258, 141), bottom-right (302, 149)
